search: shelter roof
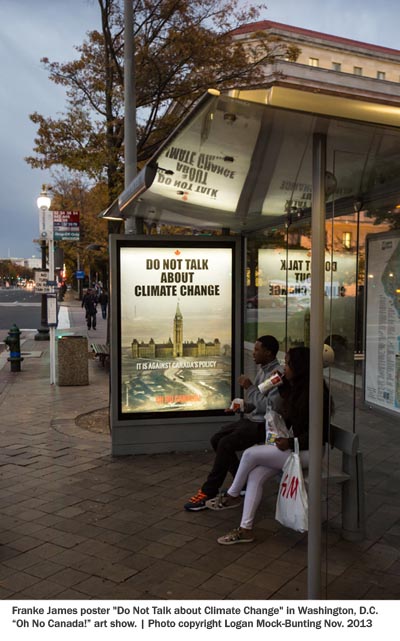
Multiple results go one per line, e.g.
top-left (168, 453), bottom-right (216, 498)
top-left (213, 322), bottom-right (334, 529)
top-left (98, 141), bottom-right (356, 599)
top-left (100, 67), bottom-right (400, 232)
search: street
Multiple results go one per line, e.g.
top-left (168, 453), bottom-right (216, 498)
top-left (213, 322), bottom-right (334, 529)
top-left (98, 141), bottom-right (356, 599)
top-left (0, 288), bottom-right (42, 341)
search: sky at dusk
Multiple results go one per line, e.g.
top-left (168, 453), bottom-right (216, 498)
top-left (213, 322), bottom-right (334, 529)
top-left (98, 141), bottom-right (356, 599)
top-left (0, 0), bottom-right (399, 259)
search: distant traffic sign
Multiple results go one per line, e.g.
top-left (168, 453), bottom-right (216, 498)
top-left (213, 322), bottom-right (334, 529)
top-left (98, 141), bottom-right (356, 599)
top-left (75, 271), bottom-right (85, 279)
top-left (34, 269), bottom-right (52, 293)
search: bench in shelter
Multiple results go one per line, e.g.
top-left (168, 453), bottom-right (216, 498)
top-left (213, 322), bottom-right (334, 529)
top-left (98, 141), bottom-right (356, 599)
top-left (303, 423), bottom-right (365, 541)
top-left (90, 343), bottom-right (110, 367)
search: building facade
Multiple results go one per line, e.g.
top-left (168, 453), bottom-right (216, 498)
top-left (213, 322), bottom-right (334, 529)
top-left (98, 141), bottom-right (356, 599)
top-left (233, 20), bottom-right (400, 83)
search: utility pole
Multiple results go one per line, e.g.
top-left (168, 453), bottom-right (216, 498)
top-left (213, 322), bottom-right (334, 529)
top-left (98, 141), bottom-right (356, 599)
top-left (124, 0), bottom-right (139, 235)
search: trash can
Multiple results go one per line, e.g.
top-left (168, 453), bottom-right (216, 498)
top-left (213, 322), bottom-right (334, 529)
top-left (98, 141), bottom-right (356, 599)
top-left (57, 335), bottom-right (89, 386)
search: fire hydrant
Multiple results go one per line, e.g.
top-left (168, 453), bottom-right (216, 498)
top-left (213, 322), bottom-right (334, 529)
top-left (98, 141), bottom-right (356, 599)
top-left (4, 324), bottom-right (24, 372)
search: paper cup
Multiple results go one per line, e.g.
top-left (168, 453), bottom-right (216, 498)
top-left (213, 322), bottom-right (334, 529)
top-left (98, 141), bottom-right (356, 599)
top-left (230, 398), bottom-right (244, 411)
top-left (258, 372), bottom-right (282, 394)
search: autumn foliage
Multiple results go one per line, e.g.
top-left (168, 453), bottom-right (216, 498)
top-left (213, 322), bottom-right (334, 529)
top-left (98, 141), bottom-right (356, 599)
top-left (26, 0), bottom-right (298, 275)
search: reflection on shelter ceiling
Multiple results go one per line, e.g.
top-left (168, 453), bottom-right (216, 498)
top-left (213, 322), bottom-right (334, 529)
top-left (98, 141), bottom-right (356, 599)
top-left (102, 87), bottom-right (400, 232)
top-left (151, 97), bottom-right (260, 215)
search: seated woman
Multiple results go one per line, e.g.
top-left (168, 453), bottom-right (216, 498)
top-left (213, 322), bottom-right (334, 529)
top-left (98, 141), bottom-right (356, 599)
top-left (206, 346), bottom-right (331, 545)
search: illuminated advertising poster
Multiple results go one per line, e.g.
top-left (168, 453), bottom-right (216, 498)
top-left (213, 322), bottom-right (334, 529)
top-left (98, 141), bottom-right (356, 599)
top-left (365, 232), bottom-right (400, 416)
top-left (119, 243), bottom-right (234, 417)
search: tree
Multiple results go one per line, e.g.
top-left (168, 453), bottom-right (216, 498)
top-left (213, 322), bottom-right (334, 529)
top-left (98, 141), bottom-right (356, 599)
top-left (48, 173), bottom-right (109, 286)
top-left (25, 0), bottom-right (298, 211)
top-left (0, 261), bottom-right (18, 281)
top-left (0, 260), bottom-right (34, 284)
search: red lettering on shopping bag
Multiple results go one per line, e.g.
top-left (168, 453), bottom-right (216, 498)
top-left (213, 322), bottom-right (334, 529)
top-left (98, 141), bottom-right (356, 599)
top-left (287, 476), bottom-right (299, 498)
top-left (280, 473), bottom-right (299, 499)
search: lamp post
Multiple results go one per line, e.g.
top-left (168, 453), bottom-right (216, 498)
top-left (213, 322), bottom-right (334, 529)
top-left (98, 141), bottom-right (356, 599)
top-left (36, 185), bottom-right (57, 384)
top-left (35, 186), bottom-right (52, 341)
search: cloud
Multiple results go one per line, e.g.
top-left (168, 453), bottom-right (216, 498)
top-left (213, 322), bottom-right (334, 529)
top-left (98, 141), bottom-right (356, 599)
top-left (266, 0), bottom-right (399, 49)
top-left (0, 0), bottom-right (99, 258)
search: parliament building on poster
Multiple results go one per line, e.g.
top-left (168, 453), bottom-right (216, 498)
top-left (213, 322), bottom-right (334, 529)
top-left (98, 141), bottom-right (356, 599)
top-left (131, 303), bottom-right (221, 359)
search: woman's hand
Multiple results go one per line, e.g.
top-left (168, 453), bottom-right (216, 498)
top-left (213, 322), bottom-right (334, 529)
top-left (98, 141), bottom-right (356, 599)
top-left (275, 437), bottom-right (290, 451)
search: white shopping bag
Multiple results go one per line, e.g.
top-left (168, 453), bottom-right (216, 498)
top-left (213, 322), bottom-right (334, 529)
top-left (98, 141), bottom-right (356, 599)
top-left (264, 409), bottom-right (291, 444)
top-left (275, 438), bottom-right (308, 533)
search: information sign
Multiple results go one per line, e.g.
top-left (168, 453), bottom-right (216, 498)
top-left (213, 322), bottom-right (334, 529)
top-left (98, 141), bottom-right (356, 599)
top-left (364, 231), bottom-right (400, 416)
top-left (53, 211), bottom-right (80, 241)
top-left (38, 210), bottom-right (53, 239)
top-left (34, 269), bottom-right (52, 293)
top-left (47, 294), bottom-right (58, 327)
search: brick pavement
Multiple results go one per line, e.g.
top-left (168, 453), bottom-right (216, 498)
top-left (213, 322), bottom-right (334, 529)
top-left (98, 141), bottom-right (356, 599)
top-left (0, 292), bottom-right (399, 600)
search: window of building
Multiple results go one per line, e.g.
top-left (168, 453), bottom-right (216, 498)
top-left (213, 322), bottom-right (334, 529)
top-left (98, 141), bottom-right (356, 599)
top-left (342, 231), bottom-right (352, 249)
top-left (353, 66), bottom-right (363, 76)
top-left (309, 57), bottom-right (319, 67)
top-left (332, 62), bottom-right (342, 72)
top-left (377, 70), bottom-right (386, 80)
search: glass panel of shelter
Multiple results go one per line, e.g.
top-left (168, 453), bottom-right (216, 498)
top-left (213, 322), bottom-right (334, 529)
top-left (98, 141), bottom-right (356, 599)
top-left (243, 111), bottom-right (400, 593)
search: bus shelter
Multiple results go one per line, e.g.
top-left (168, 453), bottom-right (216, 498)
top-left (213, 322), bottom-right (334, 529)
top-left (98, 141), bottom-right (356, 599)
top-left (101, 69), bottom-right (400, 597)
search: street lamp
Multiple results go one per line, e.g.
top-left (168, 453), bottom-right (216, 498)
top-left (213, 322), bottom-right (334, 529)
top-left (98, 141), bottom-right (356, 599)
top-left (35, 185), bottom-right (52, 341)
top-left (37, 188), bottom-right (52, 212)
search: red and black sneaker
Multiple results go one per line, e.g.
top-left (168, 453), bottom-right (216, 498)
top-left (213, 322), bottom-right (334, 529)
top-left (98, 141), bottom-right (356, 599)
top-left (184, 489), bottom-right (210, 511)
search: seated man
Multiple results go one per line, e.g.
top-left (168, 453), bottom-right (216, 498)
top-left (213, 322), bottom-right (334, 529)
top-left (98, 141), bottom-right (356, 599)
top-left (184, 335), bottom-right (282, 511)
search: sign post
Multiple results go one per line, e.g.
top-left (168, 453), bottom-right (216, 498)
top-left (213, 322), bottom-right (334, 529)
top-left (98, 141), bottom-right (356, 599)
top-left (39, 210), bottom-right (80, 383)
top-left (48, 219), bottom-right (56, 385)
top-left (37, 208), bottom-right (57, 384)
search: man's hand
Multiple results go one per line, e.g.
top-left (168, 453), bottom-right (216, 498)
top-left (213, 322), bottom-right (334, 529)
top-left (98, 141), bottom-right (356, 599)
top-left (238, 374), bottom-right (252, 389)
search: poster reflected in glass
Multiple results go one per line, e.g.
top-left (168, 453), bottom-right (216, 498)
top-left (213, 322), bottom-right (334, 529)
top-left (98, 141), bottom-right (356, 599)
top-left (365, 231), bottom-right (400, 416)
top-left (119, 241), bottom-right (235, 417)
top-left (256, 247), bottom-right (357, 347)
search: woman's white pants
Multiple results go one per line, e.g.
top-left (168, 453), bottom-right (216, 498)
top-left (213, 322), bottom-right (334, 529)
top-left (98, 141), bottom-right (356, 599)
top-left (227, 444), bottom-right (309, 530)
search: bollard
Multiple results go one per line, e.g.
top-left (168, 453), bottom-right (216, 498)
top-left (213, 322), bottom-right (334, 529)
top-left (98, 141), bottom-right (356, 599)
top-left (4, 324), bottom-right (24, 372)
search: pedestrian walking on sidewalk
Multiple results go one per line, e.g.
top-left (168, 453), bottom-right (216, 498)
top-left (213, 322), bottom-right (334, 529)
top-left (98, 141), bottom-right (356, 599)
top-left (98, 290), bottom-right (109, 320)
top-left (82, 288), bottom-right (98, 330)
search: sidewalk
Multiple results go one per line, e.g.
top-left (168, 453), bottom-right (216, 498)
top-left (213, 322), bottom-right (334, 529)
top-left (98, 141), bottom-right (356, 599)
top-left (0, 293), bottom-right (399, 600)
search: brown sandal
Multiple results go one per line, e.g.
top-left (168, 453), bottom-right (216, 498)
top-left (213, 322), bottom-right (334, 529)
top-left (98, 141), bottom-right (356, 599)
top-left (205, 493), bottom-right (242, 511)
top-left (217, 528), bottom-right (254, 545)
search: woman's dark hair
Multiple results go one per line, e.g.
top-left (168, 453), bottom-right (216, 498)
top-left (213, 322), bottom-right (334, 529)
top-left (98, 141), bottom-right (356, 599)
top-left (281, 347), bottom-right (310, 420)
top-left (281, 346), bottom-right (333, 440)
top-left (286, 346), bottom-right (310, 381)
